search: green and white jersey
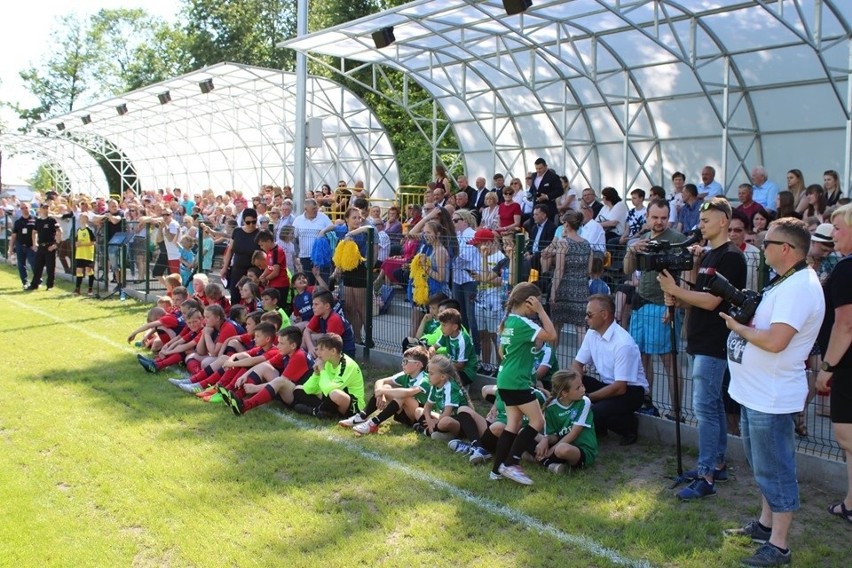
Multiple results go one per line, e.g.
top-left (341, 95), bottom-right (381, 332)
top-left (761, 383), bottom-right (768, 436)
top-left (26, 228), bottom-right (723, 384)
top-left (544, 396), bottom-right (598, 466)
top-left (532, 343), bottom-right (559, 388)
top-left (421, 319), bottom-right (442, 346)
top-left (436, 330), bottom-right (479, 379)
top-left (425, 380), bottom-right (465, 414)
top-left (493, 388), bottom-right (547, 425)
top-left (497, 314), bottom-right (541, 390)
top-left (390, 370), bottom-right (429, 406)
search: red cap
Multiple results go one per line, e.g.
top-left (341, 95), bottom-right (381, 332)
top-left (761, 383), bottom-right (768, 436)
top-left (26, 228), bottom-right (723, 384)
top-left (468, 228), bottom-right (496, 245)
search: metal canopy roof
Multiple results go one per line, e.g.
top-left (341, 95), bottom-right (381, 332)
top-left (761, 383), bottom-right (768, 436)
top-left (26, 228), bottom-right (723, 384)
top-left (19, 62), bottom-right (399, 198)
top-left (283, 0), bottom-right (852, 194)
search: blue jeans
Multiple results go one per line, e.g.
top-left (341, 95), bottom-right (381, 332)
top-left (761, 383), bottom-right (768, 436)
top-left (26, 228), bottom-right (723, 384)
top-left (453, 281), bottom-right (479, 351)
top-left (15, 243), bottom-right (36, 285)
top-left (740, 405), bottom-right (800, 512)
top-left (691, 354), bottom-right (728, 477)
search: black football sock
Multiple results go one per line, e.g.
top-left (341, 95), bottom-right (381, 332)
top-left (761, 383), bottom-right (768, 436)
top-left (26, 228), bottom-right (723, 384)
top-left (492, 430), bottom-right (517, 473)
top-left (372, 400), bottom-right (400, 424)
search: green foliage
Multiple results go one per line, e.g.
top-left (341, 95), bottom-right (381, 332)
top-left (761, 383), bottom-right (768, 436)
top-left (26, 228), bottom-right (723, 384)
top-left (28, 163), bottom-right (61, 192)
top-left (182, 0), bottom-right (297, 71)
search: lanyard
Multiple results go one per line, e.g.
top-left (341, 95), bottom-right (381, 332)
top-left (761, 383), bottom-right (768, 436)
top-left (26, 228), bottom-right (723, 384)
top-left (762, 259), bottom-right (808, 294)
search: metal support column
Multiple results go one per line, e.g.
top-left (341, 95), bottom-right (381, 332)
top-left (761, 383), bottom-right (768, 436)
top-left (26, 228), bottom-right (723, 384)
top-left (293, 0), bottom-right (308, 213)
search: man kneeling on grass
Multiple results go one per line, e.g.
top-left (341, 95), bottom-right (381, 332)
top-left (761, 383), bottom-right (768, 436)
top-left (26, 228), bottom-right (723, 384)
top-left (229, 333), bottom-right (363, 419)
top-left (221, 326), bottom-right (313, 414)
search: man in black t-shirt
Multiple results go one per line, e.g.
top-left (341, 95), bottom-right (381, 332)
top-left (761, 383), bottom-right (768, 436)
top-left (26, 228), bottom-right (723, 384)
top-left (7, 203), bottom-right (37, 289)
top-left (659, 197), bottom-right (746, 501)
top-left (28, 203), bottom-right (61, 290)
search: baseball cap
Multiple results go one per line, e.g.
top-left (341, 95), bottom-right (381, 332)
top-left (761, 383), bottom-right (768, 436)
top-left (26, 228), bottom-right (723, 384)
top-left (468, 228), bottom-right (496, 245)
top-left (811, 223), bottom-right (835, 244)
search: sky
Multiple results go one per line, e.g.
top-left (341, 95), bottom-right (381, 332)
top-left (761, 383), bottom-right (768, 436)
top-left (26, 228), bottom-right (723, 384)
top-left (0, 0), bottom-right (178, 184)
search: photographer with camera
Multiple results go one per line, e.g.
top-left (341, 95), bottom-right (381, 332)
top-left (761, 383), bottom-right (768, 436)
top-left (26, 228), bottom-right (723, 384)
top-left (623, 199), bottom-right (686, 417)
top-left (657, 198), bottom-right (747, 501)
top-left (719, 217), bottom-right (824, 567)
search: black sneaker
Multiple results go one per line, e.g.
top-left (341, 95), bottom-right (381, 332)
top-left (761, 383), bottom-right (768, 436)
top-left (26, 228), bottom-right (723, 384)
top-left (136, 354), bottom-right (158, 374)
top-left (723, 519), bottom-right (771, 544)
top-left (293, 403), bottom-right (316, 416)
top-left (741, 543), bottom-right (791, 566)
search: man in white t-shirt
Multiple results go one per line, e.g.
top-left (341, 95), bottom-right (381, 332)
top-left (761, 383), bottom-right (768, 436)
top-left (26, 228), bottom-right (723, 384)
top-left (721, 217), bottom-right (825, 567)
top-left (292, 198), bottom-right (332, 281)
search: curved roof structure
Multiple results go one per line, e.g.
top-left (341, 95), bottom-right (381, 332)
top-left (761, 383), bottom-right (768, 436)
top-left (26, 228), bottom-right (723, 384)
top-left (22, 63), bottom-right (399, 198)
top-left (0, 132), bottom-right (111, 196)
top-left (283, 0), bottom-right (852, 194)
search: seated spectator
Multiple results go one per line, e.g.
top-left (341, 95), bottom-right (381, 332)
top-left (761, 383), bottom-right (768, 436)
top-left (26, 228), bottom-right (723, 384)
top-left (572, 294), bottom-right (648, 445)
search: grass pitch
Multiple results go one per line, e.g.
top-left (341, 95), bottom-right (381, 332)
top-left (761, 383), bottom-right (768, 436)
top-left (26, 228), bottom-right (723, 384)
top-left (0, 265), bottom-right (847, 567)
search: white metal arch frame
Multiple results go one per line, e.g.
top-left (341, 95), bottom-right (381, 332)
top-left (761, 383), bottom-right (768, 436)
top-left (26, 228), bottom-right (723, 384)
top-left (32, 63), bottom-right (400, 200)
top-left (282, 0), bottom-right (852, 195)
top-left (0, 132), bottom-right (111, 196)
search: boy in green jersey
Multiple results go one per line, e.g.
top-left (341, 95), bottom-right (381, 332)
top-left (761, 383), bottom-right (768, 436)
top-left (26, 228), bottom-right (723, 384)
top-left (431, 308), bottom-right (479, 385)
top-left (339, 346), bottom-right (430, 435)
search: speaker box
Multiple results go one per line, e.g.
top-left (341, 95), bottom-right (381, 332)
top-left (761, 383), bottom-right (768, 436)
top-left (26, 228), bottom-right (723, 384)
top-left (372, 27), bottom-right (395, 49)
top-left (503, 0), bottom-right (532, 15)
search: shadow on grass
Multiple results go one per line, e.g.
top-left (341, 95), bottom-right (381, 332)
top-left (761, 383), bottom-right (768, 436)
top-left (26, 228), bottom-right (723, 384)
top-left (16, 348), bottom-right (851, 567)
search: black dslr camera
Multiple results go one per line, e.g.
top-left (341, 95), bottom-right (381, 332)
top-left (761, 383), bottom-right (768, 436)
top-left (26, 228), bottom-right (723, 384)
top-left (705, 272), bottom-right (761, 325)
top-left (635, 229), bottom-right (703, 273)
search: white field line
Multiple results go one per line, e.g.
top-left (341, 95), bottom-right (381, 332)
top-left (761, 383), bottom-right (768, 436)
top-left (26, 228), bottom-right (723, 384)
top-left (4, 292), bottom-right (652, 568)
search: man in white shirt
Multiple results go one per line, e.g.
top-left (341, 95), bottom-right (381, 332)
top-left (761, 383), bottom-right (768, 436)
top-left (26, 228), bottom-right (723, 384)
top-left (292, 198), bottom-right (332, 280)
top-left (573, 293), bottom-right (648, 445)
top-left (578, 203), bottom-right (606, 253)
top-left (697, 166), bottom-right (725, 200)
top-left (721, 217), bottom-right (825, 567)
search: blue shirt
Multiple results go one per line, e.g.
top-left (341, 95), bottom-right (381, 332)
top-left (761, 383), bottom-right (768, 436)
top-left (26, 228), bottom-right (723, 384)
top-left (678, 199), bottom-right (703, 232)
top-left (752, 180), bottom-right (780, 212)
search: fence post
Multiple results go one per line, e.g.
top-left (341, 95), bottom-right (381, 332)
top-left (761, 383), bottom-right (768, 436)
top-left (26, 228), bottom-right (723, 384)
top-left (120, 218), bottom-right (127, 290)
top-left (70, 216), bottom-right (77, 276)
top-left (2, 210), bottom-right (9, 260)
top-left (513, 231), bottom-right (526, 286)
top-left (364, 228), bottom-right (375, 357)
top-left (144, 224), bottom-right (151, 296)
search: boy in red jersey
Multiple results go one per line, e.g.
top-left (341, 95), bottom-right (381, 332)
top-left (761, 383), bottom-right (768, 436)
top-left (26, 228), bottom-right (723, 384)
top-left (137, 309), bottom-right (204, 373)
top-left (256, 230), bottom-right (290, 305)
top-left (303, 290), bottom-right (356, 358)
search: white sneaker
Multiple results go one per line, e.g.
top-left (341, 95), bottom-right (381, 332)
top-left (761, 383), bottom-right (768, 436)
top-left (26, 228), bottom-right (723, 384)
top-left (178, 382), bottom-right (201, 394)
top-left (430, 431), bottom-right (454, 441)
top-left (488, 471), bottom-right (503, 481)
top-left (338, 413), bottom-right (367, 428)
top-left (352, 420), bottom-right (379, 436)
top-left (448, 440), bottom-right (472, 454)
top-left (469, 446), bottom-right (492, 464)
top-left (498, 463), bottom-right (534, 486)
top-left (547, 463), bottom-right (567, 475)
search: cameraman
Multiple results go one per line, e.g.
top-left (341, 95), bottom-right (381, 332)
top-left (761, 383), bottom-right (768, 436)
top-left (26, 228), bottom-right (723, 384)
top-left (720, 218), bottom-right (824, 566)
top-left (658, 198), bottom-right (746, 501)
top-left (623, 199), bottom-right (685, 416)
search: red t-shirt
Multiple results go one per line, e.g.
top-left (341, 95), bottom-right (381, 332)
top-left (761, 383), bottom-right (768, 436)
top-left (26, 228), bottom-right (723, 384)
top-left (498, 201), bottom-right (521, 228)
top-left (307, 312), bottom-right (345, 335)
top-left (265, 246), bottom-right (290, 288)
top-left (281, 349), bottom-right (311, 382)
top-left (216, 321), bottom-right (240, 346)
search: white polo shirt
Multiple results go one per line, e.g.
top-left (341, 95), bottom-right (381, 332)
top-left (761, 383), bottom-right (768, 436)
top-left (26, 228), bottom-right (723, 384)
top-left (575, 321), bottom-right (648, 392)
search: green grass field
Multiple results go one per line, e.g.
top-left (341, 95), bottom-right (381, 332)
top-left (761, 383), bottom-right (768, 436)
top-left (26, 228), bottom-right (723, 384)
top-left (0, 265), bottom-right (847, 567)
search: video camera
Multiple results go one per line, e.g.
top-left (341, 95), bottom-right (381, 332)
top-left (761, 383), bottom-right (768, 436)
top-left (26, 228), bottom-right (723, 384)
top-left (635, 229), bottom-right (703, 273)
top-left (705, 272), bottom-right (761, 325)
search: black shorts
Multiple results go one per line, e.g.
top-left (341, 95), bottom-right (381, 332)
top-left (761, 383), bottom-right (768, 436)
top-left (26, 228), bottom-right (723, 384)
top-left (75, 259), bottom-right (94, 270)
top-left (830, 369), bottom-right (852, 424)
top-left (497, 387), bottom-right (537, 407)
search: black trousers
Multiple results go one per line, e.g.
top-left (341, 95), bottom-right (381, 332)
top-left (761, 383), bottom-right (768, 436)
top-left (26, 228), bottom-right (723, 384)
top-left (582, 375), bottom-right (645, 437)
top-left (31, 244), bottom-right (57, 288)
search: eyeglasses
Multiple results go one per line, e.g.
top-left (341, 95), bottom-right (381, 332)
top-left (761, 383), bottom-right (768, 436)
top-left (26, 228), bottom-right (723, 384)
top-left (452, 218), bottom-right (463, 223)
top-left (401, 358), bottom-right (419, 365)
top-left (762, 239), bottom-right (795, 250)
top-left (728, 227), bottom-right (744, 233)
top-left (585, 310), bottom-right (603, 318)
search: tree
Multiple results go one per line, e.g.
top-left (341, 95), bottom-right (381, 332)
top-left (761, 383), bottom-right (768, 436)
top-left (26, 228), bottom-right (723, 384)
top-left (182, 0), bottom-right (297, 71)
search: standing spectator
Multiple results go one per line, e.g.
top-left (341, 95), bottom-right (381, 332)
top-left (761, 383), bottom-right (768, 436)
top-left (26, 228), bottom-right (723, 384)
top-left (8, 202), bottom-right (36, 289)
top-left (658, 198), bottom-right (746, 500)
top-left (99, 199), bottom-right (125, 288)
top-left (292, 199), bottom-right (332, 282)
top-left (56, 204), bottom-right (75, 274)
top-left (728, 211), bottom-right (762, 292)
top-left (548, 210), bottom-right (593, 336)
top-left (27, 204), bottom-right (61, 291)
top-left (697, 165), bottom-right (725, 199)
top-left (722, 217), bottom-right (824, 567)
top-left (623, 200), bottom-right (685, 417)
top-left (529, 158), bottom-right (563, 222)
top-left (220, 208), bottom-right (262, 305)
top-left (572, 293), bottom-right (648, 445)
top-left (751, 165), bottom-right (780, 213)
top-left (434, 164), bottom-right (451, 192)
top-left (815, 204), bottom-right (852, 527)
top-left (451, 210), bottom-right (480, 350)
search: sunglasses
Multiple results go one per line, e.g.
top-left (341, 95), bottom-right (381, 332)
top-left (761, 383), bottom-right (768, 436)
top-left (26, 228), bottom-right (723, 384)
top-left (699, 201), bottom-right (729, 216)
top-left (728, 227), bottom-right (744, 233)
top-left (244, 220), bottom-right (257, 225)
top-left (401, 358), bottom-right (420, 365)
top-left (452, 218), bottom-right (463, 223)
top-left (762, 239), bottom-right (795, 250)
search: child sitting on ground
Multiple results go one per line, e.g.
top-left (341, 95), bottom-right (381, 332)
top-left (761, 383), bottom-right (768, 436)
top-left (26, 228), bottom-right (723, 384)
top-left (531, 370), bottom-right (598, 474)
top-left (204, 282), bottom-right (231, 313)
top-left (430, 308), bottom-right (478, 386)
top-left (303, 289), bottom-right (356, 358)
top-left (260, 288), bottom-right (291, 328)
top-left (136, 308), bottom-right (204, 373)
top-left (414, 355), bottom-right (469, 440)
top-left (128, 306), bottom-right (183, 353)
top-left (265, 333), bottom-right (364, 419)
top-left (289, 272), bottom-right (315, 329)
top-left (339, 346), bottom-right (431, 435)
